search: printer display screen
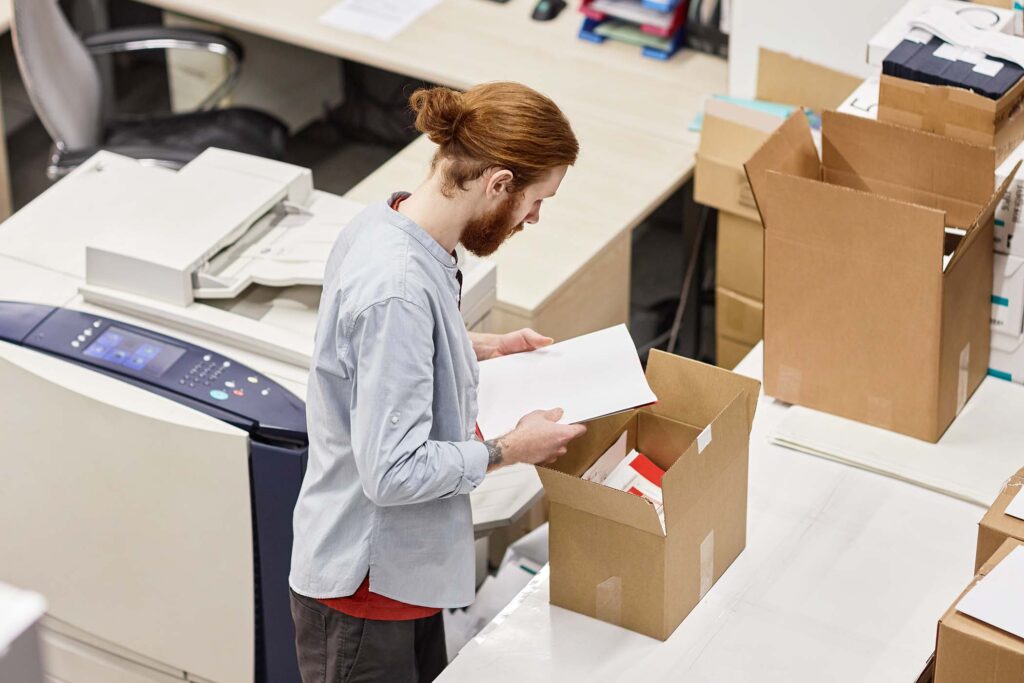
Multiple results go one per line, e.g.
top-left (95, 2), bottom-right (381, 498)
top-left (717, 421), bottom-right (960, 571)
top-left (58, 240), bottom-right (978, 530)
top-left (82, 327), bottom-right (186, 377)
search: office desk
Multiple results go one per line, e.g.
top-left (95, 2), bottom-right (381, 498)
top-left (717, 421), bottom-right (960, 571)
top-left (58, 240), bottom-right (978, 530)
top-left (134, 0), bottom-right (725, 337)
top-left (437, 344), bottom-right (985, 683)
top-left (138, 0), bottom-right (724, 146)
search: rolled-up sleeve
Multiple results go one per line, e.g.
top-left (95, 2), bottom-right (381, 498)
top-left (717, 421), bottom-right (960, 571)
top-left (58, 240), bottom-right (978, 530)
top-left (349, 296), bottom-right (488, 507)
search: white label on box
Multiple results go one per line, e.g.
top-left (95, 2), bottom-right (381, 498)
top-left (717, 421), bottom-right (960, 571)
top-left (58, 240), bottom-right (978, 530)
top-left (934, 42), bottom-right (964, 61)
top-left (838, 77), bottom-right (880, 120)
top-left (975, 58), bottom-right (1005, 77)
top-left (697, 425), bottom-right (713, 454)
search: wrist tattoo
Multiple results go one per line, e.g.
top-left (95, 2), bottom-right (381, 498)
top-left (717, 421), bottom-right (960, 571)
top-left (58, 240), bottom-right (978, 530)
top-left (485, 438), bottom-right (505, 468)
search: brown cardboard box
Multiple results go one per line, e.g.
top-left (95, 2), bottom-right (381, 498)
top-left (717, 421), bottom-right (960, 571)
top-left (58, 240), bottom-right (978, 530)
top-left (745, 111), bottom-right (1014, 442)
top-left (756, 49), bottom-right (862, 114)
top-left (717, 335), bottom-right (755, 371)
top-left (695, 100), bottom-right (780, 221)
top-left (976, 469), bottom-right (1024, 571)
top-left (536, 350), bottom-right (760, 640)
top-left (935, 539), bottom-right (1024, 683)
top-left (879, 74), bottom-right (1024, 165)
top-left (695, 49), bottom-right (858, 220)
top-left (715, 287), bottom-right (763, 346)
top-left (716, 211), bottom-right (764, 300)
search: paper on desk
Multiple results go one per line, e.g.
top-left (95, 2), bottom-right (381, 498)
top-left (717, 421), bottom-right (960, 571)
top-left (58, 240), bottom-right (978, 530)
top-left (319, 0), bottom-right (441, 41)
top-left (1007, 484), bottom-right (1024, 522)
top-left (476, 324), bottom-right (656, 440)
top-left (957, 545), bottom-right (1024, 640)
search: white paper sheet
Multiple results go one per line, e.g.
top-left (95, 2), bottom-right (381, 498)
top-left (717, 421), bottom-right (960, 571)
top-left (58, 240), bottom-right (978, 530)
top-left (476, 324), bottom-right (657, 440)
top-left (957, 545), bottom-right (1024, 640)
top-left (1006, 484), bottom-right (1024, 522)
top-left (770, 377), bottom-right (1024, 506)
top-left (319, 0), bottom-right (442, 41)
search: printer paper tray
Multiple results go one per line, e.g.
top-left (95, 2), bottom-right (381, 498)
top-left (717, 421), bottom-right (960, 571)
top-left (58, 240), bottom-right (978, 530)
top-left (192, 195), bottom-right (365, 300)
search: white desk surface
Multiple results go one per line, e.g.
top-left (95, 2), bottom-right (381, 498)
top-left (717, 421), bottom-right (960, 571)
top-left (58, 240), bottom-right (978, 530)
top-left (141, 0), bottom-right (725, 147)
top-left (438, 343), bottom-right (985, 683)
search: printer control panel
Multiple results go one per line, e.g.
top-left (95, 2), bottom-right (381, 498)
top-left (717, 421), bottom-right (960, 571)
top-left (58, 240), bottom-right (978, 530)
top-left (0, 302), bottom-right (306, 444)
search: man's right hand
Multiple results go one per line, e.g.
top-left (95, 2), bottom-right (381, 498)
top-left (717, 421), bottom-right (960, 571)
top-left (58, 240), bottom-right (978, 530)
top-left (485, 408), bottom-right (587, 471)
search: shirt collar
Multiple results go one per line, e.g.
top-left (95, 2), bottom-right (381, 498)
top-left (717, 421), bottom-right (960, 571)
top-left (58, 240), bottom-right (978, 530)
top-left (385, 192), bottom-right (459, 270)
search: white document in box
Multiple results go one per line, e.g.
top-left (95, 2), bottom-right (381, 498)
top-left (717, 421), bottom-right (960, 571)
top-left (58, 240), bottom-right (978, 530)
top-left (1007, 485), bottom-right (1024, 522)
top-left (957, 546), bottom-right (1024, 640)
top-left (475, 325), bottom-right (657, 440)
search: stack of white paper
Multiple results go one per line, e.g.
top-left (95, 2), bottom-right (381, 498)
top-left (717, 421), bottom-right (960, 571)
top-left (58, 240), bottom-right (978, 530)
top-left (476, 325), bottom-right (657, 440)
top-left (957, 546), bottom-right (1024, 640)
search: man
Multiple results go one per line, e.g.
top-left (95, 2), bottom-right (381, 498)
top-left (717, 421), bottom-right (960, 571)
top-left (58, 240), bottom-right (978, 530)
top-left (289, 81), bottom-right (586, 683)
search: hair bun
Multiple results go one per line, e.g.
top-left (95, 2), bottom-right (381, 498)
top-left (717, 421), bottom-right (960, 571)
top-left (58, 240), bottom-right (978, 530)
top-left (410, 87), bottom-right (465, 146)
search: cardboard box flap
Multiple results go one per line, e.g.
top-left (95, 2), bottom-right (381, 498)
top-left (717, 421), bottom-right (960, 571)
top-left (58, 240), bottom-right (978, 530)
top-left (756, 48), bottom-right (862, 113)
top-left (820, 111), bottom-right (997, 214)
top-left (547, 411), bottom-right (635, 479)
top-left (536, 467), bottom-right (665, 537)
top-left (699, 99), bottom-right (785, 167)
top-left (947, 161), bottom-right (1021, 274)
top-left (645, 350), bottom-right (760, 431)
top-left (743, 112), bottom-right (821, 230)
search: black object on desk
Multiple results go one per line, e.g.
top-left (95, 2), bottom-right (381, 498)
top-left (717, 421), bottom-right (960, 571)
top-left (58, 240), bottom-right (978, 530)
top-left (532, 0), bottom-right (567, 21)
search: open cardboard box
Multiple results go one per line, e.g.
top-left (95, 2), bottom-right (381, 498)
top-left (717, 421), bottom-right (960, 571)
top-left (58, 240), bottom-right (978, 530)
top-left (744, 110), bottom-right (1017, 442)
top-left (536, 350), bottom-right (760, 640)
top-left (936, 538), bottom-right (1024, 683)
top-left (976, 468), bottom-right (1024, 571)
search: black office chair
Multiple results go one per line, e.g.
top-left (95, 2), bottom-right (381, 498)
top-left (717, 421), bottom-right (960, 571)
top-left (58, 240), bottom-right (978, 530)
top-left (13, 0), bottom-right (288, 179)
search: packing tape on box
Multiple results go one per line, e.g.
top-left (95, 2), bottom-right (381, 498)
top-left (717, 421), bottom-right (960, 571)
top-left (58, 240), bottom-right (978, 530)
top-left (595, 576), bottom-right (623, 626)
top-left (697, 425), bottom-right (713, 454)
top-left (957, 343), bottom-right (971, 415)
top-left (776, 365), bottom-right (802, 402)
top-left (867, 395), bottom-right (894, 431)
top-left (699, 530), bottom-right (715, 599)
top-left (1003, 472), bottom-right (1024, 495)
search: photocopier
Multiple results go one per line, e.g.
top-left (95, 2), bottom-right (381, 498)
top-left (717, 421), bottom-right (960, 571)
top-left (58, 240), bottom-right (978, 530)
top-left (0, 149), bottom-right (497, 683)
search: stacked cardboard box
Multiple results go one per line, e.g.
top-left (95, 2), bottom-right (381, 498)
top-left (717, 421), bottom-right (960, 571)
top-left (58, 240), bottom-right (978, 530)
top-left (935, 538), bottom-right (1024, 682)
top-left (976, 467), bottom-right (1024, 570)
top-left (696, 50), bottom-right (860, 370)
top-left (695, 100), bottom-right (771, 369)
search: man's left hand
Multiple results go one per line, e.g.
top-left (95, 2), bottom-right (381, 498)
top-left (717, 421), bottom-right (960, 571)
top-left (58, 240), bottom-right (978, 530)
top-left (471, 329), bottom-right (554, 361)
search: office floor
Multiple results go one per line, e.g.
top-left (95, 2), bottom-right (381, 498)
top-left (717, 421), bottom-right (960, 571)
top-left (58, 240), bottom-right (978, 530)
top-left (2, 48), bottom-right (714, 360)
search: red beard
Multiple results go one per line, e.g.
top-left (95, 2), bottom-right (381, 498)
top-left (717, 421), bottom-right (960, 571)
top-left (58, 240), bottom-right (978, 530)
top-left (460, 194), bottom-right (525, 257)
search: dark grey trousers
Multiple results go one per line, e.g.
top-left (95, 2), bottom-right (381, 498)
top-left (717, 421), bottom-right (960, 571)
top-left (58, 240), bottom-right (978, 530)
top-left (289, 589), bottom-right (448, 683)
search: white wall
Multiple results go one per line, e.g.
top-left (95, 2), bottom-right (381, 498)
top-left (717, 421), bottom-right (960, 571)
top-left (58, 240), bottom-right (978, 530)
top-left (728, 0), bottom-right (908, 96)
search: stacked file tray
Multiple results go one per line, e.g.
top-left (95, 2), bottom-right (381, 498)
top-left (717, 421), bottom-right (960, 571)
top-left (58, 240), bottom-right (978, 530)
top-left (578, 0), bottom-right (690, 60)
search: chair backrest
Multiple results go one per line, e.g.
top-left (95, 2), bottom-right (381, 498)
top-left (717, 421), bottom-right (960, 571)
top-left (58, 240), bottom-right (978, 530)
top-left (13, 0), bottom-right (103, 150)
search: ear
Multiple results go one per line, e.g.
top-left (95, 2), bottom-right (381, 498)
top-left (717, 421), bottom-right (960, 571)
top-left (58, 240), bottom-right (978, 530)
top-left (487, 168), bottom-right (514, 197)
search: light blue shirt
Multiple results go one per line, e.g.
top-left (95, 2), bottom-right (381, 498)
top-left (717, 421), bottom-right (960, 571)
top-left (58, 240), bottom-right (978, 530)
top-left (289, 195), bottom-right (489, 608)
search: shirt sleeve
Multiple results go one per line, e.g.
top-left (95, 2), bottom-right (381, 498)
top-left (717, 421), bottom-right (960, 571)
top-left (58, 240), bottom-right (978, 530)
top-left (348, 296), bottom-right (488, 507)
